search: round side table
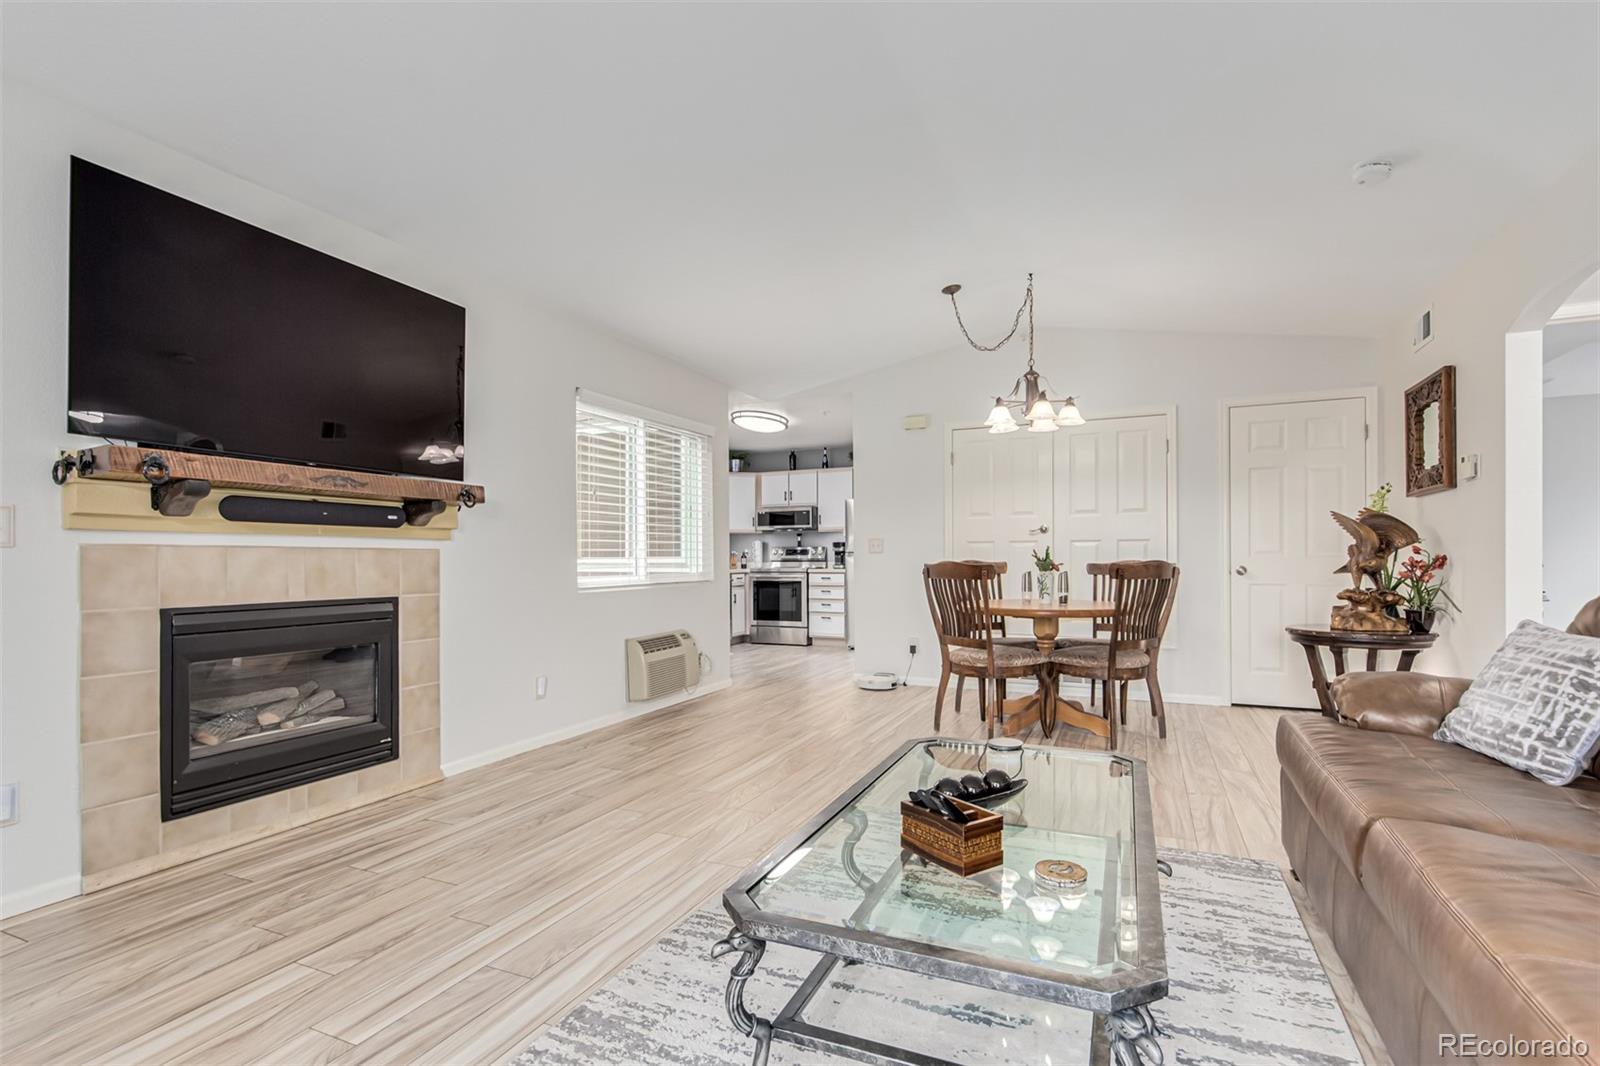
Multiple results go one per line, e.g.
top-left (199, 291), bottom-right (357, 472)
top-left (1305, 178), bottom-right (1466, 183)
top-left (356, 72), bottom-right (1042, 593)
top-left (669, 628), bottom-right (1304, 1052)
top-left (1285, 625), bottom-right (1439, 717)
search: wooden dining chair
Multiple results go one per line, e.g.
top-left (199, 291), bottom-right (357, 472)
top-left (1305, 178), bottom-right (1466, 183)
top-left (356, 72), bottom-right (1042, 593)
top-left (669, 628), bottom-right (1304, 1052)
top-left (923, 561), bottom-right (1049, 738)
top-left (949, 560), bottom-right (1042, 721)
top-left (1076, 560), bottom-right (1118, 709)
top-left (1049, 561), bottom-right (1179, 746)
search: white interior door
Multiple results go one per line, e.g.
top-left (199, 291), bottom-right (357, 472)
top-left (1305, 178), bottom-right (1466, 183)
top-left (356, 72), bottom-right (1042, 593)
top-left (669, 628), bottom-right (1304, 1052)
top-left (951, 429), bottom-right (1053, 634)
top-left (1229, 397), bottom-right (1368, 708)
top-left (1053, 414), bottom-right (1172, 640)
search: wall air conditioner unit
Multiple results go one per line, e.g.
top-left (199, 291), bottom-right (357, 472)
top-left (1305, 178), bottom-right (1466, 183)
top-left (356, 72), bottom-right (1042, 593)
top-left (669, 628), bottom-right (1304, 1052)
top-left (625, 630), bottom-right (701, 701)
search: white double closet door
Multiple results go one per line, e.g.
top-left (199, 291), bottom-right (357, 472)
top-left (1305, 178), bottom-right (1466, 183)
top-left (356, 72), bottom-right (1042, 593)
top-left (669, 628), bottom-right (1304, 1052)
top-left (950, 414), bottom-right (1172, 644)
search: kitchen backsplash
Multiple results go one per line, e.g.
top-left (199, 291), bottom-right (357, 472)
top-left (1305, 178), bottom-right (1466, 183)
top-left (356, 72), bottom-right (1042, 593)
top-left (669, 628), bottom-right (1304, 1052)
top-left (731, 530), bottom-right (843, 565)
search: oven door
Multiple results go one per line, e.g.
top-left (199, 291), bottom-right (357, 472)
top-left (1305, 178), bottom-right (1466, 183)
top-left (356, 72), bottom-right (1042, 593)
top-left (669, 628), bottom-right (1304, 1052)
top-left (750, 575), bottom-right (808, 627)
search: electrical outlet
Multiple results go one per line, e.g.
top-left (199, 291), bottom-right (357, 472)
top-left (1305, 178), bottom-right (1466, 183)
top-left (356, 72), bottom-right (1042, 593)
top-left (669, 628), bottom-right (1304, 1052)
top-left (536, 675), bottom-right (548, 700)
top-left (908, 641), bottom-right (918, 656)
top-left (0, 783), bottom-right (17, 827)
top-left (867, 537), bottom-right (885, 554)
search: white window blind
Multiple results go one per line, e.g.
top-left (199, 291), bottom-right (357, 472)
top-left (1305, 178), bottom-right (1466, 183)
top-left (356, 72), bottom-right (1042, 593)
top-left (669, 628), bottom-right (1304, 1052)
top-left (577, 396), bottom-right (710, 588)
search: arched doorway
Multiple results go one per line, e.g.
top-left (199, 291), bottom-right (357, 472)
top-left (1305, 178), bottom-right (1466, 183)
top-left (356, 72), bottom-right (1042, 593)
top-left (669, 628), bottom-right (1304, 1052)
top-left (1541, 271), bottom-right (1600, 626)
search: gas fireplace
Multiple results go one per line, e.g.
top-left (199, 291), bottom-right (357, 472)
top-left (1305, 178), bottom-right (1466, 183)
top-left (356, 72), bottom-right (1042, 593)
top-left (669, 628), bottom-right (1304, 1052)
top-left (161, 598), bottom-right (399, 819)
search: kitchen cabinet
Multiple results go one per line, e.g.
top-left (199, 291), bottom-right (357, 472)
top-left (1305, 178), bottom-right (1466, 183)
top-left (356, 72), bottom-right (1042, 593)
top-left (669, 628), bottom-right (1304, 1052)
top-left (807, 569), bottom-right (847, 640)
top-left (728, 473), bottom-right (758, 532)
top-left (730, 573), bottom-right (749, 641)
top-left (759, 470), bottom-right (818, 507)
top-left (758, 472), bottom-right (789, 508)
top-left (816, 468), bottom-right (853, 531)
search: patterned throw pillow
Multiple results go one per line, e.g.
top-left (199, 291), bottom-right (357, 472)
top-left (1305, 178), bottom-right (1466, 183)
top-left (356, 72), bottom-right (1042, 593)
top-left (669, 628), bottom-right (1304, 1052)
top-left (1435, 620), bottom-right (1600, 785)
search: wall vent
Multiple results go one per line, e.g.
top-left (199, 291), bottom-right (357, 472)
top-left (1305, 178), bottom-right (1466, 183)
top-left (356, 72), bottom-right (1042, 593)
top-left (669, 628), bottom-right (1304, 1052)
top-left (625, 630), bottom-right (701, 701)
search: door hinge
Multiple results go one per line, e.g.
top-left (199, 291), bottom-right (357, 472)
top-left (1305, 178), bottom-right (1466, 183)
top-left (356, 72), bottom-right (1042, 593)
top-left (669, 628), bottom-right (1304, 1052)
top-left (1364, 423), bottom-right (1370, 440)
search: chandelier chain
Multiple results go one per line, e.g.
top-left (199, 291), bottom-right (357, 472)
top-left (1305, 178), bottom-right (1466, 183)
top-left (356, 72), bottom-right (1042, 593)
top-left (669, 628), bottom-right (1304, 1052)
top-left (947, 273), bottom-right (1034, 358)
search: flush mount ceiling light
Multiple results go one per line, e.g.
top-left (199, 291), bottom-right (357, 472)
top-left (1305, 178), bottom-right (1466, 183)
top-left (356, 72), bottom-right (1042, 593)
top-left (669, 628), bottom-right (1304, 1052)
top-left (1351, 159), bottom-right (1394, 186)
top-left (941, 274), bottom-right (1085, 434)
top-left (730, 409), bottom-right (789, 433)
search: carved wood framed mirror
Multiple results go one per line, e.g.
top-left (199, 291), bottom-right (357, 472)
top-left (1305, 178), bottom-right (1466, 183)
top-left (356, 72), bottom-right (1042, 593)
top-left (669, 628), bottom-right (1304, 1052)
top-left (1405, 365), bottom-right (1456, 496)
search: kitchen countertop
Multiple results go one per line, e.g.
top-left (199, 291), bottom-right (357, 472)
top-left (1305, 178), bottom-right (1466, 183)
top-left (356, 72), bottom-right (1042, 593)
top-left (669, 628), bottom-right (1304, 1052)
top-left (729, 566), bottom-right (847, 574)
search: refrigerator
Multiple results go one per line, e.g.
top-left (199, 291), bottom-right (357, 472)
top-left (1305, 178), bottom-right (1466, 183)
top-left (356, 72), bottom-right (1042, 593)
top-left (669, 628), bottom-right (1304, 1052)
top-left (844, 498), bottom-right (855, 650)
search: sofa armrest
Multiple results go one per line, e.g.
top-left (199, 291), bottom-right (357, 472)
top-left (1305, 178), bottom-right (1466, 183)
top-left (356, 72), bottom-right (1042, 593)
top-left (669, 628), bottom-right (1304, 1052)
top-left (1327, 672), bottom-right (1472, 736)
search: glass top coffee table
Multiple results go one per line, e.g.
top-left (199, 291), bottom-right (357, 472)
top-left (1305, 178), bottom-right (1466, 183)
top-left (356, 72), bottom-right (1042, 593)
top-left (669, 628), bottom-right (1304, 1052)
top-left (716, 738), bottom-right (1169, 1066)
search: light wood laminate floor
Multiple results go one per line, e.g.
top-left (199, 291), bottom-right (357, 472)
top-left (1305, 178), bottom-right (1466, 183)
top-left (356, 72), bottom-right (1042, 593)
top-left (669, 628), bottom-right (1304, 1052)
top-left (0, 643), bottom-right (1381, 1064)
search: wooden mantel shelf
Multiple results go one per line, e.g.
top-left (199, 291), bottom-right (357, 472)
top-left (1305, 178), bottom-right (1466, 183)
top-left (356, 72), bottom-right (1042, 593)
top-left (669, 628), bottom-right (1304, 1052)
top-left (61, 444), bottom-right (484, 524)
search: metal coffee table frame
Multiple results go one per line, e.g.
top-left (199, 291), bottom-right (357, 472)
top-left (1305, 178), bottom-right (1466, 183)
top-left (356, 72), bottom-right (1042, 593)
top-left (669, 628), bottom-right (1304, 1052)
top-left (715, 737), bottom-right (1169, 1066)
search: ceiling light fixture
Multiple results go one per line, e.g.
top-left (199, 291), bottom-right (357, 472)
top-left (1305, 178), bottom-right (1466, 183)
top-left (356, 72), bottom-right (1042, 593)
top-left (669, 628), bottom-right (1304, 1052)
top-left (730, 409), bottom-right (789, 434)
top-left (941, 273), bottom-right (1085, 434)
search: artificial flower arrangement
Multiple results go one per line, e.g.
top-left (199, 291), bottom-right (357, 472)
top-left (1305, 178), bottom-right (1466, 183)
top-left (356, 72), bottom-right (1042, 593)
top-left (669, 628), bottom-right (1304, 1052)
top-left (1396, 544), bottom-right (1459, 632)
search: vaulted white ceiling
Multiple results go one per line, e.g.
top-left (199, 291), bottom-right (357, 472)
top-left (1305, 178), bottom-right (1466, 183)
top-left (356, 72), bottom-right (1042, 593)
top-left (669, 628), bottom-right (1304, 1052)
top-left (5, 3), bottom-right (1597, 396)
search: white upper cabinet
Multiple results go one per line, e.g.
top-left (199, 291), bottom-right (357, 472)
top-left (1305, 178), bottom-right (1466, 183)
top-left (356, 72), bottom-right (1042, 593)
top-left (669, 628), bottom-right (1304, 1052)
top-left (787, 470), bottom-right (818, 506)
top-left (758, 472), bottom-right (790, 507)
top-left (728, 473), bottom-right (758, 532)
top-left (816, 468), bottom-right (853, 530)
top-left (758, 469), bottom-right (819, 506)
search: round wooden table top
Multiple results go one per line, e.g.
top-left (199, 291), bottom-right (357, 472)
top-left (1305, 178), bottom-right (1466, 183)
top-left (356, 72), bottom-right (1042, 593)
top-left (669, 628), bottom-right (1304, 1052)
top-left (1285, 624), bottom-right (1438, 648)
top-left (988, 598), bottom-right (1116, 619)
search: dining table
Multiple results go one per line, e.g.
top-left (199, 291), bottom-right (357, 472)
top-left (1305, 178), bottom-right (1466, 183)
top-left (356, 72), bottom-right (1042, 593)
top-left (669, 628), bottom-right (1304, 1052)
top-left (987, 597), bottom-right (1117, 743)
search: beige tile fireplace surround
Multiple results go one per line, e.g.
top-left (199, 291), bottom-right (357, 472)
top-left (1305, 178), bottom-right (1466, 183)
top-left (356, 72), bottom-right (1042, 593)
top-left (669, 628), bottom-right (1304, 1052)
top-left (77, 545), bottom-right (442, 892)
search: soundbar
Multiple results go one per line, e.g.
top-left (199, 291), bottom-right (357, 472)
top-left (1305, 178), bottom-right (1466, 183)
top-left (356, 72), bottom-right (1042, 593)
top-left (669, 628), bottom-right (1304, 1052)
top-left (218, 495), bottom-right (407, 528)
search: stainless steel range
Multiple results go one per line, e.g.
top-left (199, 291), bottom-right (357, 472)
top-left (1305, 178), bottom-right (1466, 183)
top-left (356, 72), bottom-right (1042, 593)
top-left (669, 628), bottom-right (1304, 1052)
top-left (749, 545), bottom-right (826, 646)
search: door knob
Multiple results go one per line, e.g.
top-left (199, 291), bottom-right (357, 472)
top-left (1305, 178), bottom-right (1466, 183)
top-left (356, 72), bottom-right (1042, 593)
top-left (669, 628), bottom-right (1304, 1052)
top-left (1234, 565), bottom-right (1248, 576)
top-left (1029, 525), bottom-right (1049, 535)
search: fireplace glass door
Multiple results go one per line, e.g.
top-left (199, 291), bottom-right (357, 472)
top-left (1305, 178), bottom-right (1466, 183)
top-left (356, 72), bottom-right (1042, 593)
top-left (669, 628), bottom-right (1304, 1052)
top-left (163, 599), bottom-right (398, 818)
top-left (187, 644), bottom-right (378, 758)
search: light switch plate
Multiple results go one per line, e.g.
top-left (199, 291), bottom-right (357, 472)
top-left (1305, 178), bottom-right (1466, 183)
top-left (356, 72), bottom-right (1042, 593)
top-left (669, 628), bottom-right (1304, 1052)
top-left (1459, 453), bottom-right (1480, 481)
top-left (0, 783), bottom-right (18, 827)
top-left (0, 505), bottom-right (13, 548)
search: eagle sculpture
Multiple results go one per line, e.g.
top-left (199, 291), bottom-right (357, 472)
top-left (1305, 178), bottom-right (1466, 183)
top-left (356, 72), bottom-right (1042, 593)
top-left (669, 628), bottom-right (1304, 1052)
top-left (1330, 509), bottom-right (1420, 584)
top-left (1328, 509), bottom-right (1419, 632)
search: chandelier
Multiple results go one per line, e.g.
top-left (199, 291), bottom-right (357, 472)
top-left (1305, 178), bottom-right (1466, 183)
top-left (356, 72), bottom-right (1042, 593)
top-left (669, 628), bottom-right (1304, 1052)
top-left (941, 273), bottom-right (1083, 434)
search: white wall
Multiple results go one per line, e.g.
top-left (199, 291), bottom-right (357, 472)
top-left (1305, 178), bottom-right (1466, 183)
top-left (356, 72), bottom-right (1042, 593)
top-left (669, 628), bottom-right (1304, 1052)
top-left (843, 328), bottom-right (1383, 704)
top-left (1542, 394), bottom-right (1600, 628)
top-left (0, 83), bottom-right (730, 914)
top-left (1378, 152), bottom-right (1599, 675)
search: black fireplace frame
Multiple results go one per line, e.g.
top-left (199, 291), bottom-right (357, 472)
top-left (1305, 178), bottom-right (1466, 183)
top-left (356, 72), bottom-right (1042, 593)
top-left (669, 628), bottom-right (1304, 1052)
top-left (160, 597), bottom-right (400, 820)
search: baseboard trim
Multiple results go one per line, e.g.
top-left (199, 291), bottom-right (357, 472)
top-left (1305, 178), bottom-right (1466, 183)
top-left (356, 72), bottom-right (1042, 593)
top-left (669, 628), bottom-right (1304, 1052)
top-left (1, 874), bottom-right (82, 919)
top-left (440, 678), bottom-right (733, 777)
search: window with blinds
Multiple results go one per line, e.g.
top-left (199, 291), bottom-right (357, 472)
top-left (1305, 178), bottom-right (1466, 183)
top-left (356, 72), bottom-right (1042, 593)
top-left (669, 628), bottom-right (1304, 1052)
top-left (577, 397), bottom-right (710, 588)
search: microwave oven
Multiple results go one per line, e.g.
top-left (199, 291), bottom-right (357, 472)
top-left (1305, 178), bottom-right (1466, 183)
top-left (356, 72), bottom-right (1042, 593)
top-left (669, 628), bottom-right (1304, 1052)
top-left (755, 505), bottom-right (817, 531)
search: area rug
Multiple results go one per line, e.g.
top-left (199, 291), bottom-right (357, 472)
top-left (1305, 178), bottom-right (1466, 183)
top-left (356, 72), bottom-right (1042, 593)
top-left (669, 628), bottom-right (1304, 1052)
top-left (516, 850), bottom-right (1360, 1065)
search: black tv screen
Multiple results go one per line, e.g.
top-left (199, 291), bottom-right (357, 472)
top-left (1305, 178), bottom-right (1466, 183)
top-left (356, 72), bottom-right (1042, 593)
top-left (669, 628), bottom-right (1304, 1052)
top-left (68, 158), bottom-right (466, 479)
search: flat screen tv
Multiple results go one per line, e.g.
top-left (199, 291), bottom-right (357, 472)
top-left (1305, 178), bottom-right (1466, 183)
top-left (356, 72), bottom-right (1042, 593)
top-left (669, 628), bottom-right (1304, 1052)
top-left (68, 157), bottom-right (467, 479)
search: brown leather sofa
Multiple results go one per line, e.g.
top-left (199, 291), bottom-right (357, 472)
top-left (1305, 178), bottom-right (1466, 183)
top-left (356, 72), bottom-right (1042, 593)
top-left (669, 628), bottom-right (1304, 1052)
top-left (1278, 598), bottom-right (1600, 1065)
